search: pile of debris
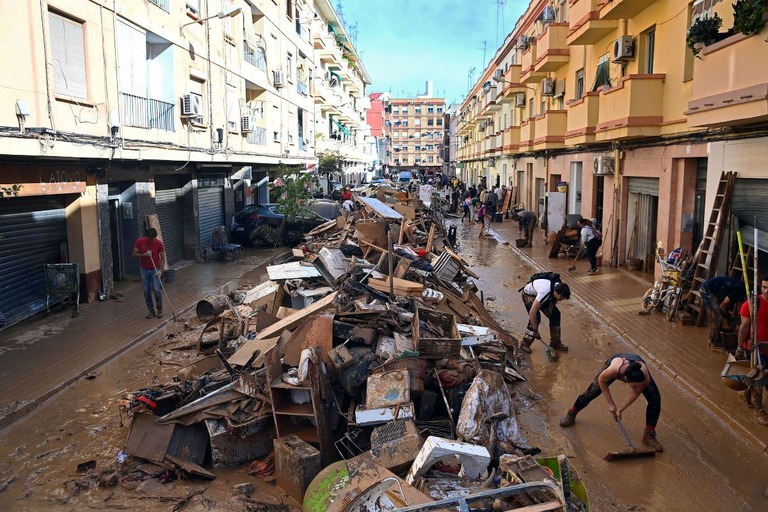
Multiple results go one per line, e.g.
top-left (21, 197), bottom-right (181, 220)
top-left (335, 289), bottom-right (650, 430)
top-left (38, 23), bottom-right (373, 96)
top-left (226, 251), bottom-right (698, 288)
top-left (116, 189), bottom-right (588, 511)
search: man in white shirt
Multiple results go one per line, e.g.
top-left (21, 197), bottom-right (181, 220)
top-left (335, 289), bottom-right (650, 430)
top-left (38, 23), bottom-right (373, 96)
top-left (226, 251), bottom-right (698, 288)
top-left (520, 275), bottom-right (571, 353)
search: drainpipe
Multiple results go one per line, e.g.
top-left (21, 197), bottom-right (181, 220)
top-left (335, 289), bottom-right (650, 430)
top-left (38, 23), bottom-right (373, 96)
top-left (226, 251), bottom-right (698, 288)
top-left (611, 143), bottom-right (622, 268)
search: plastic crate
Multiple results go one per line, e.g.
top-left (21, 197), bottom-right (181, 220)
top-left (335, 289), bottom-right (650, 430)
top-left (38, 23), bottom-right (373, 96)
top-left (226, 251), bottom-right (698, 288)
top-left (413, 308), bottom-right (460, 358)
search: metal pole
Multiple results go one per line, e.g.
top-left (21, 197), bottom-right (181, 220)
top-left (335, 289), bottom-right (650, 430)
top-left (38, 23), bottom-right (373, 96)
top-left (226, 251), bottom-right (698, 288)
top-left (388, 225), bottom-right (395, 302)
top-left (753, 218), bottom-right (760, 368)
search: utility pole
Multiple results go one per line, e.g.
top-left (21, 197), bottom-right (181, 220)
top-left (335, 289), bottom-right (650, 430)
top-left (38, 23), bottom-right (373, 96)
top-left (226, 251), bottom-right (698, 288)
top-left (467, 67), bottom-right (476, 93)
top-left (482, 41), bottom-right (487, 67)
top-left (496, 0), bottom-right (506, 49)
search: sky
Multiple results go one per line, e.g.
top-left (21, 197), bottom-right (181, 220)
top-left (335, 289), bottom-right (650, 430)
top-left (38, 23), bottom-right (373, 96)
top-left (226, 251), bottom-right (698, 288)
top-left (338, 0), bottom-right (526, 106)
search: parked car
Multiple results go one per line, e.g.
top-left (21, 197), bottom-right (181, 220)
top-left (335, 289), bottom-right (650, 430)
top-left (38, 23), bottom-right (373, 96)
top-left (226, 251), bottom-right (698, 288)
top-left (230, 200), bottom-right (342, 246)
top-left (329, 181), bottom-right (343, 201)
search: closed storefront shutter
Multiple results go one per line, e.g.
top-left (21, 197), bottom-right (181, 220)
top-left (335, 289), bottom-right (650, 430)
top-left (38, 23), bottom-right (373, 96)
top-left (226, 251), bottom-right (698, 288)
top-left (733, 178), bottom-right (768, 253)
top-left (0, 198), bottom-right (68, 329)
top-left (154, 176), bottom-right (186, 265)
top-left (627, 177), bottom-right (659, 196)
top-left (198, 187), bottom-right (223, 255)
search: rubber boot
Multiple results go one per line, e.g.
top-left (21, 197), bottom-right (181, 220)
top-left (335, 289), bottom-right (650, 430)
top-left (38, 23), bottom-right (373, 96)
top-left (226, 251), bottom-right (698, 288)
top-left (641, 431), bottom-right (664, 452)
top-left (548, 326), bottom-right (569, 352)
top-left (753, 388), bottom-right (768, 426)
top-left (520, 333), bottom-right (534, 354)
top-left (559, 410), bottom-right (576, 427)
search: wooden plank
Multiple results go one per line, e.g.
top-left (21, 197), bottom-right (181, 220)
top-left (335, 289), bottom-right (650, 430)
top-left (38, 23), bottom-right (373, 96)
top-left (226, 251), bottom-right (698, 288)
top-left (234, 291), bottom-right (337, 352)
top-left (425, 224), bottom-right (437, 254)
top-left (368, 277), bottom-right (423, 296)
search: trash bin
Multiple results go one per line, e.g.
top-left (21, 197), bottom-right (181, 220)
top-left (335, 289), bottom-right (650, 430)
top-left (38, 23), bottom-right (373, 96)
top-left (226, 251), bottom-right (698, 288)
top-left (163, 269), bottom-right (176, 284)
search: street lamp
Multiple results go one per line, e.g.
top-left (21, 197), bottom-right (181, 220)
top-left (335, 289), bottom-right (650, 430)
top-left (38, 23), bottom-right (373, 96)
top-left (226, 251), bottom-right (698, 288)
top-left (492, 74), bottom-right (536, 92)
top-left (180, 6), bottom-right (242, 30)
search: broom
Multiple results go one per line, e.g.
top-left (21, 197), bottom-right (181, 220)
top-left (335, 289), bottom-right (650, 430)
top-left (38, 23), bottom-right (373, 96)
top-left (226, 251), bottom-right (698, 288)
top-left (604, 418), bottom-right (656, 462)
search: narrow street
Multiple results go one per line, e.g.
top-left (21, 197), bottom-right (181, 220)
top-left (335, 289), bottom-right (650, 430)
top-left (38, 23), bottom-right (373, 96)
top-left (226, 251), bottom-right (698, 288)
top-left (449, 218), bottom-right (767, 511)
top-left (0, 219), bottom-right (765, 511)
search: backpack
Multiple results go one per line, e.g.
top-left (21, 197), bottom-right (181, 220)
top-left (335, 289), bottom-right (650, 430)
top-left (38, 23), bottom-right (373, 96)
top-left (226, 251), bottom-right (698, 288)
top-left (519, 272), bottom-right (561, 293)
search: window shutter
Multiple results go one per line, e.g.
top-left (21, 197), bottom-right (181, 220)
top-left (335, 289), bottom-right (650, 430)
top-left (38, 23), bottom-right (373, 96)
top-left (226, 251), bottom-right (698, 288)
top-left (49, 12), bottom-right (87, 99)
top-left (116, 18), bottom-right (147, 96)
top-left (227, 85), bottom-right (238, 131)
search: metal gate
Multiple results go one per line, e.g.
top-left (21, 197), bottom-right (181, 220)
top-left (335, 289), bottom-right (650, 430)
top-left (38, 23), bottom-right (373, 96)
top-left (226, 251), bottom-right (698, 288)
top-left (0, 197), bottom-right (68, 329)
top-left (198, 186), bottom-right (224, 256)
top-left (154, 176), bottom-right (186, 264)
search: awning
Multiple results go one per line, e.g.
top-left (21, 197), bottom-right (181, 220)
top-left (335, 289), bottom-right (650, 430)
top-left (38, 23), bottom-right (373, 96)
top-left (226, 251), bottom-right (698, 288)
top-left (328, 24), bottom-right (346, 41)
top-left (329, 70), bottom-right (343, 83)
top-left (331, 118), bottom-right (350, 136)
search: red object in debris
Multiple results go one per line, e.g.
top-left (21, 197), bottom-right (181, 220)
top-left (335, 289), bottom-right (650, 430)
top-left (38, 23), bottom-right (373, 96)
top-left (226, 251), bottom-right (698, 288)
top-left (415, 248), bottom-right (428, 258)
top-left (136, 396), bottom-right (157, 409)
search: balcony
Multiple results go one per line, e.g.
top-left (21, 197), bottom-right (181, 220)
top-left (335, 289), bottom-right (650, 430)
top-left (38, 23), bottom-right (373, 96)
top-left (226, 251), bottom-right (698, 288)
top-left (567, 0), bottom-right (618, 46)
top-left (564, 91), bottom-right (600, 145)
top-left (686, 32), bottom-right (768, 127)
top-left (500, 65), bottom-right (526, 102)
top-left (119, 93), bottom-right (175, 131)
top-left (595, 74), bottom-right (665, 141)
top-left (598, 0), bottom-right (657, 20)
top-left (519, 119), bottom-right (536, 150)
top-left (534, 23), bottom-right (570, 72)
top-left (532, 110), bottom-right (567, 150)
top-left (502, 126), bottom-right (521, 153)
top-left (520, 44), bottom-right (546, 84)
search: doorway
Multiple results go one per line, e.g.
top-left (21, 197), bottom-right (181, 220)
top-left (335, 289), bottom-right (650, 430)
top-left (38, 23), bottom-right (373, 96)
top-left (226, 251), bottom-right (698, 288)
top-left (108, 197), bottom-right (123, 281)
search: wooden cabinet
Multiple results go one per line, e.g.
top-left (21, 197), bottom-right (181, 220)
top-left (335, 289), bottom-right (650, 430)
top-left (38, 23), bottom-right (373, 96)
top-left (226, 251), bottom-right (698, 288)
top-left (266, 345), bottom-right (334, 465)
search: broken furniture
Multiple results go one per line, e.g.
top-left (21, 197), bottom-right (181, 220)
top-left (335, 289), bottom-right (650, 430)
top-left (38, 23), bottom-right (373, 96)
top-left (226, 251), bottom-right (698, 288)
top-left (212, 226), bottom-right (242, 261)
top-left (265, 345), bottom-right (335, 466)
top-left (274, 434), bottom-right (322, 503)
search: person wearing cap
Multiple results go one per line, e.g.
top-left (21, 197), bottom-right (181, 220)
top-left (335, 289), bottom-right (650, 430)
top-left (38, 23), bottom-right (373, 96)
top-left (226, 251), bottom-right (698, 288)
top-left (520, 276), bottom-right (571, 353)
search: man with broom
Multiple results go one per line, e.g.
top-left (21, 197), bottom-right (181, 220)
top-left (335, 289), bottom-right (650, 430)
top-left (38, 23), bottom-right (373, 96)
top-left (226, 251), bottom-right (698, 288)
top-left (736, 273), bottom-right (768, 426)
top-left (558, 353), bottom-right (664, 452)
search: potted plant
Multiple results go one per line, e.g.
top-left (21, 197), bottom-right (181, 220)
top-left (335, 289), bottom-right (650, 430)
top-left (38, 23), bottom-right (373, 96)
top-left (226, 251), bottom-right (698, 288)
top-left (686, 13), bottom-right (723, 58)
top-left (733, 0), bottom-right (767, 36)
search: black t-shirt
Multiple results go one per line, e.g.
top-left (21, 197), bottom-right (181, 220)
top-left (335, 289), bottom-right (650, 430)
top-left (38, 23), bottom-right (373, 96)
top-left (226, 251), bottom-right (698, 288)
top-left (704, 276), bottom-right (747, 302)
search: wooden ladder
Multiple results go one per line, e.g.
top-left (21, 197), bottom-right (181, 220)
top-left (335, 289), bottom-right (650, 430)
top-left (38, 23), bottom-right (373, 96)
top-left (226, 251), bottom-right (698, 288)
top-left (685, 171), bottom-right (738, 326)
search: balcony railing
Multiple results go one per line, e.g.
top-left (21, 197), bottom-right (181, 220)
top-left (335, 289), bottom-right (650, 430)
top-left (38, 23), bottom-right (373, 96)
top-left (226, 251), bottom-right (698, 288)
top-left (599, 0), bottom-right (657, 20)
top-left (595, 74), bottom-right (665, 141)
top-left (567, 0), bottom-right (617, 46)
top-left (565, 92), bottom-right (600, 145)
top-left (149, 0), bottom-right (169, 12)
top-left (534, 23), bottom-right (569, 72)
top-left (247, 126), bottom-right (267, 145)
top-left (119, 92), bottom-right (175, 131)
top-left (244, 43), bottom-right (266, 71)
top-left (533, 110), bottom-right (567, 150)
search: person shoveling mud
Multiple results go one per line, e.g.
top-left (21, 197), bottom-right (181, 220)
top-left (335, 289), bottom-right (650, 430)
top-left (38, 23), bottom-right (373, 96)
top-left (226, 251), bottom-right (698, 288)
top-left (558, 353), bottom-right (664, 453)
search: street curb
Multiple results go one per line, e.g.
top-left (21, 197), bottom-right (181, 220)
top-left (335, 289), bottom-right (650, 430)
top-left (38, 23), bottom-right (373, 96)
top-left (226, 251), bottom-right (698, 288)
top-left (494, 230), bottom-right (768, 458)
top-left (0, 249), bottom-right (291, 430)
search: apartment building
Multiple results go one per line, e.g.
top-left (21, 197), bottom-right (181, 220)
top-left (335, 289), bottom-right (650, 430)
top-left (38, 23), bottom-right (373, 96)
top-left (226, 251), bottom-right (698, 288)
top-left (366, 92), bottom-right (390, 176)
top-left (385, 97), bottom-right (446, 177)
top-left (0, 0), bottom-right (370, 328)
top-left (457, 0), bottom-right (768, 275)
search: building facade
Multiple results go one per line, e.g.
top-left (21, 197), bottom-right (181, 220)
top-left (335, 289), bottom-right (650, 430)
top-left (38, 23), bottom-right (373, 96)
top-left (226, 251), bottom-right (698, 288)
top-left (385, 97), bottom-right (446, 178)
top-left (456, 0), bottom-right (768, 276)
top-left (0, 0), bottom-right (370, 329)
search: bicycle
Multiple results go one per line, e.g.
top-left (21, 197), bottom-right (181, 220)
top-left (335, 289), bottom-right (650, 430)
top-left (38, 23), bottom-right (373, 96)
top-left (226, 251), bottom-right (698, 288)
top-left (639, 254), bottom-right (691, 321)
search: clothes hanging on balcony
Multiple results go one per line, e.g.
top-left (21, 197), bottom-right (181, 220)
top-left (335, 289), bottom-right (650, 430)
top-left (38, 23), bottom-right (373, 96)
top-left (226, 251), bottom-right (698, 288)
top-left (591, 60), bottom-right (611, 92)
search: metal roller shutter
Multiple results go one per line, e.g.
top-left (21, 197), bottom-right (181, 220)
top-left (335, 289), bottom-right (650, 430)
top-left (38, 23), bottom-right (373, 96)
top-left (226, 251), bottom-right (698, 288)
top-left (733, 178), bottom-right (768, 253)
top-left (198, 187), bottom-right (223, 256)
top-left (154, 178), bottom-right (185, 265)
top-left (627, 177), bottom-right (659, 196)
top-left (0, 198), bottom-right (68, 329)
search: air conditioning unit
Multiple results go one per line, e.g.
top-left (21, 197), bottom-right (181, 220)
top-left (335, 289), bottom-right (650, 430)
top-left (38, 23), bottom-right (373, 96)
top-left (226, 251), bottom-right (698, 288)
top-left (541, 78), bottom-right (555, 96)
top-left (593, 156), bottom-right (616, 175)
top-left (494, 68), bottom-right (504, 81)
top-left (516, 36), bottom-right (531, 51)
top-left (612, 35), bottom-right (635, 62)
top-left (181, 93), bottom-right (202, 116)
top-left (515, 93), bottom-right (526, 108)
top-left (542, 5), bottom-right (556, 22)
top-left (241, 115), bottom-right (256, 132)
top-left (273, 70), bottom-right (285, 88)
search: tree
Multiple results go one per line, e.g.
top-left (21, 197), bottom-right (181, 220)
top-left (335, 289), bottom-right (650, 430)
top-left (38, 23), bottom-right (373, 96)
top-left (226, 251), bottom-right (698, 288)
top-left (265, 163), bottom-right (314, 246)
top-left (318, 150), bottom-right (344, 193)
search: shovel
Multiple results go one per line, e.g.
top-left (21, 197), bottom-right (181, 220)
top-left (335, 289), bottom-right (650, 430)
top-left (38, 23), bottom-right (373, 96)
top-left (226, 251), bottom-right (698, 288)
top-left (604, 418), bottom-right (656, 462)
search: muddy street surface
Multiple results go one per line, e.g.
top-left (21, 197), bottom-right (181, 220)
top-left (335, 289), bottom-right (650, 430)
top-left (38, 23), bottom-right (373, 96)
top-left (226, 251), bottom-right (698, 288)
top-left (0, 224), bottom-right (766, 511)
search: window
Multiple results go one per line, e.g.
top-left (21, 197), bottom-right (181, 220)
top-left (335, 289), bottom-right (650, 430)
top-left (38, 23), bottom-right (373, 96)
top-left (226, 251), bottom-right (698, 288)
top-left (427, 144), bottom-right (434, 150)
top-left (437, 118), bottom-right (443, 126)
top-left (286, 0), bottom-right (293, 19)
top-left (186, 0), bottom-right (200, 14)
top-left (558, 0), bottom-right (567, 22)
top-left (402, 145), bottom-right (408, 151)
top-left (188, 79), bottom-right (205, 124)
top-left (427, 118), bottom-right (434, 126)
top-left (437, 106), bottom-right (443, 114)
top-left (541, 97), bottom-right (547, 115)
top-left (591, 54), bottom-right (611, 91)
top-left (392, 131), bottom-right (398, 138)
top-left (415, 106), bottom-right (422, 113)
top-left (286, 53), bottom-right (293, 81)
top-left (427, 156), bottom-right (434, 163)
top-left (575, 68), bottom-right (584, 100)
top-left (402, 120), bottom-right (408, 127)
top-left (226, 84), bottom-right (238, 131)
top-left (415, 145), bottom-right (421, 151)
top-left (273, 104), bottom-right (280, 141)
top-left (436, 132), bottom-right (442, 138)
top-left (415, 119), bottom-right (421, 126)
top-left (427, 106), bottom-right (434, 113)
top-left (49, 11), bottom-right (87, 99)
top-left (426, 132), bottom-right (433, 139)
top-left (644, 28), bottom-right (656, 74)
top-left (392, 106), bottom-right (399, 113)
top-left (223, 0), bottom-right (234, 38)
top-left (401, 106), bottom-right (408, 114)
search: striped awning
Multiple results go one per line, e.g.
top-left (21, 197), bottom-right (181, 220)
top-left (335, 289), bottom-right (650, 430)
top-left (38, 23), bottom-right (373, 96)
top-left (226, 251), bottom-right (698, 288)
top-left (692, 0), bottom-right (723, 17)
top-left (331, 118), bottom-right (350, 136)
